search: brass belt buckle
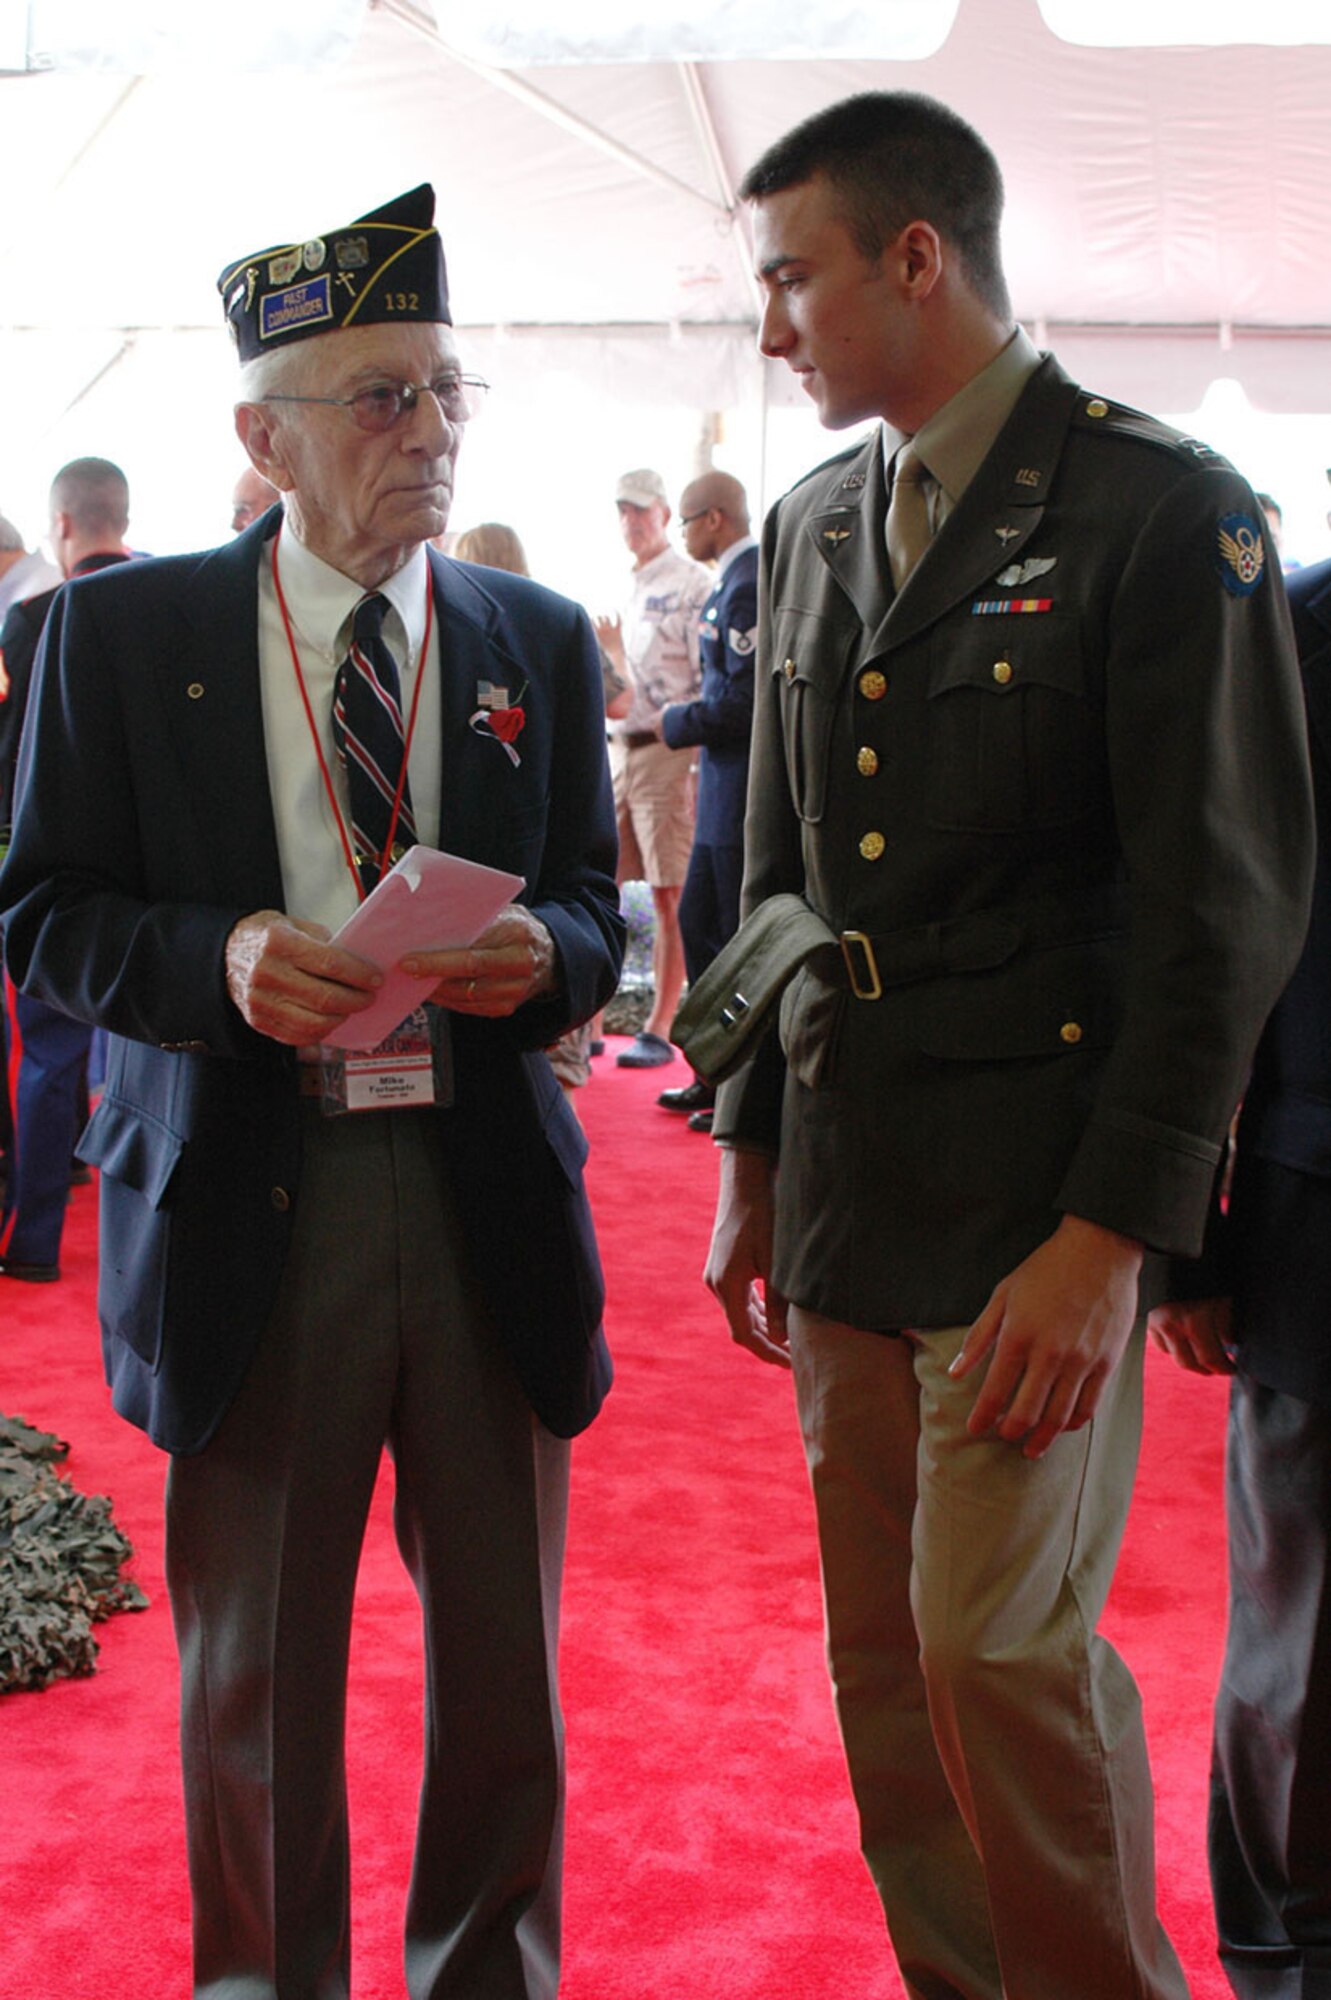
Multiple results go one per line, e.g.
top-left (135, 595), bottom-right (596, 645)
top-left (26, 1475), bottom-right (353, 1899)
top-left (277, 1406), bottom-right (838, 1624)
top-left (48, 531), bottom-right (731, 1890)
top-left (840, 930), bottom-right (883, 1001)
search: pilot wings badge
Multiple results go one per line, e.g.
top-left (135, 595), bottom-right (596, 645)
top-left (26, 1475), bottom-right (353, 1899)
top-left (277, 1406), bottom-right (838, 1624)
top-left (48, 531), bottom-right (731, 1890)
top-left (1215, 513), bottom-right (1266, 597)
top-left (995, 556), bottom-right (1057, 589)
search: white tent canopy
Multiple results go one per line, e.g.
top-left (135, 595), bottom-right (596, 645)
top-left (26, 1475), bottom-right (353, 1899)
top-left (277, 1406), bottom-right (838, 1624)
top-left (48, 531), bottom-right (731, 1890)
top-left (3, 0), bottom-right (1331, 579)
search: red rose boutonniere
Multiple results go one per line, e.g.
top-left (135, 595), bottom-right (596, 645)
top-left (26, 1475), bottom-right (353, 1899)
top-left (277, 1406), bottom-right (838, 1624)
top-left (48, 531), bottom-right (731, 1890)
top-left (469, 681), bottom-right (527, 767)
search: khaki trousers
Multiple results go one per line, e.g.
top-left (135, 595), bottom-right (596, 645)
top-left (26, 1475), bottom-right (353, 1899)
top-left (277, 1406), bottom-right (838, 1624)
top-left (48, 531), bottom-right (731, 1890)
top-left (166, 1104), bottom-right (569, 2000)
top-left (788, 1307), bottom-right (1188, 2000)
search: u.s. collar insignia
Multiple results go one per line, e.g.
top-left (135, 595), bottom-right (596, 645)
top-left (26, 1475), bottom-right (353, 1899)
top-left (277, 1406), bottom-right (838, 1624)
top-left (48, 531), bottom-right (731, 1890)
top-left (822, 525), bottom-right (853, 546)
top-left (840, 471), bottom-right (867, 491)
top-left (1215, 513), bottom-right (1266, 596)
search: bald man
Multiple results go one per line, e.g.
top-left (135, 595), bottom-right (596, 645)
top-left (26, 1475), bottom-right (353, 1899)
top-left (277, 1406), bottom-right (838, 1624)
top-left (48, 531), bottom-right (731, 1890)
top-left (230, 463), bottom-right (279, 534)
top-left (658, 471), bottom-right (759, 1128)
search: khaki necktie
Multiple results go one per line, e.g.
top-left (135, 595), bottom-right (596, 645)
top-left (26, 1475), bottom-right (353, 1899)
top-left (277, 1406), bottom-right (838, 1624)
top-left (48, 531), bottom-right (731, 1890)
top-left (886, 443), bottom-right (932, 592)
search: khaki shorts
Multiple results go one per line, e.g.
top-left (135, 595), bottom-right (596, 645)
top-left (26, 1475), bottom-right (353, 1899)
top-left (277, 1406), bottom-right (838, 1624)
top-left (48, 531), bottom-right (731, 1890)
top-left (610, 735), bottom-right (695, 889)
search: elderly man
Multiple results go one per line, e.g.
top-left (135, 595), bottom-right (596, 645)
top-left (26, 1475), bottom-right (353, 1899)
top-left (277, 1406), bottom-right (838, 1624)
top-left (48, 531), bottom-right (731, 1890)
top-left (230, 461), bottom-right (279, 534)
top-left (595, 468), bottom-right (709, 1068)
top-left (0, 186), bottom-right (622, 2000)
top-left (702, 93), bottom-right (1312, 2000)
top-left (0, 512), bottom-right (60, 624)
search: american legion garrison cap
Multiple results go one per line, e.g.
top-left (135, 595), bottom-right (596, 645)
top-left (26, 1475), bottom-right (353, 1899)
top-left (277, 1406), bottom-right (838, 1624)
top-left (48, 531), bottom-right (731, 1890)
top-left (217, 184), bottom-right (450, 362)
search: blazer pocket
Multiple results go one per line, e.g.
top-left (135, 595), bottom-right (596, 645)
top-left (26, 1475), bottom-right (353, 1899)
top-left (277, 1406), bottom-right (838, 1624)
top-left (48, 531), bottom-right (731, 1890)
top-left (77, 1093), bottom-right (184, 1373)
top-left (925, 615), bottom-right (1103, 832)
top-left (917, 939), bottom-right (1123, 1062)
top-left (78, 1093), bottom-right (185, 1207)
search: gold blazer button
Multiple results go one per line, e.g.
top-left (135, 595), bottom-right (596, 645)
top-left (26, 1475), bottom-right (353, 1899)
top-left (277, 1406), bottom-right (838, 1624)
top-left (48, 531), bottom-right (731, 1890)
top-left (1060, 1021), bottom-right (1083, 1045)
top-left (992, 659), bottom-right (1013, 686)
top-left (856, 746), bottom-right (880, 777)
top-left (859, 830), bottom-right (886, 861)
top-left (858, 668), bottom-right (887, 701)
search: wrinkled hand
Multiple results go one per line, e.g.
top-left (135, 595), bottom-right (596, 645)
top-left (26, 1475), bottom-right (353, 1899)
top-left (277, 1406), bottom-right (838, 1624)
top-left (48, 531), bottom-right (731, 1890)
top-left (1147, 1297), bottom-right (1235, 1376)
top-left (703, 1148), bottom-right (791, 1369)
top-left (225, 911), bottom-right (382, 1045)
top-left (399, 904), bottom-right (557, 1017)
top-left (949, 1215), bottom-right (1144, 1459)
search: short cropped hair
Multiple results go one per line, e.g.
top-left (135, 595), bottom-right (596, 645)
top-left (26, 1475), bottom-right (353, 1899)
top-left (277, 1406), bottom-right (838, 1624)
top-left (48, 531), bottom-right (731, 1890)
top-left (740, 91), bottom-right (1011, 321)
top-left (49, 457), bottom-right (129, 539)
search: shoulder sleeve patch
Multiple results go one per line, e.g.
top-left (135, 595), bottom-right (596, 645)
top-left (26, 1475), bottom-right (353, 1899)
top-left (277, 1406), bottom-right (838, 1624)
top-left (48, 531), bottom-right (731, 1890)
top-left (1215, 512), bottom-right (1267, 597)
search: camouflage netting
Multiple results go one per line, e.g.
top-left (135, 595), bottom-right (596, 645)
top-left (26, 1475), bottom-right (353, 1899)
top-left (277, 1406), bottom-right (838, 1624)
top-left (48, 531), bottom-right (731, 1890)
top-left (0, 1412), bottom-right (149, 1694)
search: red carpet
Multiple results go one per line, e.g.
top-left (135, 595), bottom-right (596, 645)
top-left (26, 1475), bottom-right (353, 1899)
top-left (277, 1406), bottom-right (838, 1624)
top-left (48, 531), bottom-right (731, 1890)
top-left (0, 1038), bottom-right (1233, 1998)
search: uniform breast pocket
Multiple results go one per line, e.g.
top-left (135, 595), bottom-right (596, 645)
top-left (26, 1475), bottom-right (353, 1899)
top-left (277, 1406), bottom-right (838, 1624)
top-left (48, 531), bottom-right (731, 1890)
top-left (772, 607), bottom-right (857, 825)
top-left (925, 615), bottom-right (1103, 832)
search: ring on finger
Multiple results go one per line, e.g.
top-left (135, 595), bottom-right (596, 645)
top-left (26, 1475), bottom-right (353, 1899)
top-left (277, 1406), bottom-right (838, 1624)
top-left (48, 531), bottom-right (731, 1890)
top-left (467, 977), bottom-right (478, 1000)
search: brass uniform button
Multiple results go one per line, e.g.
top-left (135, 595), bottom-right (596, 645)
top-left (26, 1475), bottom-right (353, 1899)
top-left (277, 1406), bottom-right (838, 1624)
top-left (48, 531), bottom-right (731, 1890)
top-left (783, 657), bottom-right (797, 680)
top-left (1085, 398), bottom-right (1109, 419)
top-left (859, 831), bottom-right (886, 862)
top-left (187, 682), bottom-right (205, 700)
top-left (858, 668), bottom-right (887, 701)
top-left (856, 746), bottom-right (879, 777)
top-left (1059, 1021), bottom-right (1083, 1045)
top-left (271, 1186), bottom-right (292, 1211)
top-left (992, 659), bottom-right (1013, 686)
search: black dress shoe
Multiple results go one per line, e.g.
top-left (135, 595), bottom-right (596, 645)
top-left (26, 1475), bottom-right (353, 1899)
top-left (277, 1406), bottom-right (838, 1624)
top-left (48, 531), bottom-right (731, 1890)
top-left (687, 1109), bottom-right (714, 1134)
top-left (658, 1079), bottom-right (715, 1113)
top-left (0, 1258), bottom-right (61, 1283)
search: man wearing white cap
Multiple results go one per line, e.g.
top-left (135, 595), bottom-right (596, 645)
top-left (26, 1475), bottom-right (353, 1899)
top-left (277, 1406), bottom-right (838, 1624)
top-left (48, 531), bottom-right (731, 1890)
top-left (596, 467), bottom-right (710, 1067)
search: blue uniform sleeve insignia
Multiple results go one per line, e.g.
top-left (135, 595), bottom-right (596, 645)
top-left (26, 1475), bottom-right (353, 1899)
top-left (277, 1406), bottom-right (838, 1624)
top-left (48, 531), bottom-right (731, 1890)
top-left (1215, 512), bottom-right (1266, 596)
top-left (728, 626), bottom-right (757, 656)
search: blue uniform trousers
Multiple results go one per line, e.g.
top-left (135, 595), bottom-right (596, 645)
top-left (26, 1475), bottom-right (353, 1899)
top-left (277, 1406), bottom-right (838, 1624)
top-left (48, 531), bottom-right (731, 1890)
top-left (1, 973), bottom-right (92, 1268)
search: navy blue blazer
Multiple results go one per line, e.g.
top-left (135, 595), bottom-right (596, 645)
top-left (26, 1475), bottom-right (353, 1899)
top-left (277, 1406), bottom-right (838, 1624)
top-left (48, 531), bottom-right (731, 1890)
top-left (0, 512), bottom-right (624, 1451)
top-left (1221, 556), bottom-right (1331, 1405)
top-left (660, 541), bottom-right (758, 848)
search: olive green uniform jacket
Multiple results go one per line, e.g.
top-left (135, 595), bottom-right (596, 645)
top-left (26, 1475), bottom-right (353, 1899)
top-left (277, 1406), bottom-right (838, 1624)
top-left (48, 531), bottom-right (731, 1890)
top-left (714, 354), bottom-right (1314, 1329)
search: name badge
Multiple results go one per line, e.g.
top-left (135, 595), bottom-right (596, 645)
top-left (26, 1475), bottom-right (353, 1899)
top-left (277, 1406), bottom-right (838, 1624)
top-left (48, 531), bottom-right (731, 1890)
top-left (318, 1006), bottom-right (454, 1114)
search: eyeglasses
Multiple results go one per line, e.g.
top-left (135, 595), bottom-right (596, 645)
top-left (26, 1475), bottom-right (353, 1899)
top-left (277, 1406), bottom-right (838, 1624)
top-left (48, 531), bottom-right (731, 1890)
top-left (679, 509), bottom-right (712, 526)
top-left (265, 373), bottom-right (489, 433)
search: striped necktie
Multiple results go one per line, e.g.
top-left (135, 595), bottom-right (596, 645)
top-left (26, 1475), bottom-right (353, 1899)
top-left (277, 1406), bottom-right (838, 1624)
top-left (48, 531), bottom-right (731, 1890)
top-left (332, 592), bottom-right (417, 893)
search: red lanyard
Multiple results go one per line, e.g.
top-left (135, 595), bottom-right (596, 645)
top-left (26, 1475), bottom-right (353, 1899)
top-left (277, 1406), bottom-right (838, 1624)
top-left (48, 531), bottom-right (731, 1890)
top-left (271, 525), bottom-right (433, 902)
